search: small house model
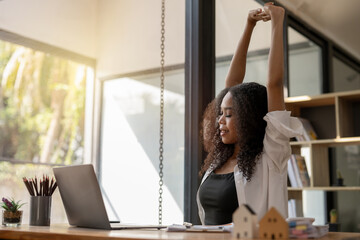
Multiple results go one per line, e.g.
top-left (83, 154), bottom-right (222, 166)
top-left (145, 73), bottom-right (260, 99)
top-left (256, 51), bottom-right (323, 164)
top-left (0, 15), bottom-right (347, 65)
top-left (259, 207), bottom-right (288, 239)
top-left (232, 204), bottom-right (258, 239)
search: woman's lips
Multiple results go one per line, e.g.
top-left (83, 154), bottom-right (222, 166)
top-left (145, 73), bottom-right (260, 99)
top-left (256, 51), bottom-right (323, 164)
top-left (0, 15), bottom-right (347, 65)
top-left (220, 130), bottom-right (228, 136)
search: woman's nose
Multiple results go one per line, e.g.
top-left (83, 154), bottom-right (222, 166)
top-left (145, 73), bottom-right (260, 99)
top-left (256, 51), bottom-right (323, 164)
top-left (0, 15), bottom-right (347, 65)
top-left (218, 114), bottom-right (225, 124)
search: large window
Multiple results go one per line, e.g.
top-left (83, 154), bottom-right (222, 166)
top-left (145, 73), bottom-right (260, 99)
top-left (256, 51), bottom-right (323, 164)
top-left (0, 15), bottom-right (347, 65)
top-left (288, 27), bottom-right (323, 97)
top-left (0, 39), bottom-right (94, 223)
top-left (99, 69), bottom-right (184, 224)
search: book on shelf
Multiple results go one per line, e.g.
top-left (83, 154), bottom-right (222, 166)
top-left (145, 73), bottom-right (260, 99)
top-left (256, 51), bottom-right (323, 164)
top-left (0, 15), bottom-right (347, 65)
top-left (296, 117), bottom-right (317, 141)
top-left (288, 199), bottom-right (304, 218)
top-left (295, 154), bottom-right (311, 187)
top-left (291, 154), bottom-right (303, 188)
top-left (287, 154), bottom-right (310, 188)
top-left (287, 158), bottom-right (298, 187)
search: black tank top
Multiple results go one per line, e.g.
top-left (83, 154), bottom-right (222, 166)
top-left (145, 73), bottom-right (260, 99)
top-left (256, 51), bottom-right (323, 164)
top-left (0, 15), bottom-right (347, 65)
top-left (199, 171), bottom-right (239, 225)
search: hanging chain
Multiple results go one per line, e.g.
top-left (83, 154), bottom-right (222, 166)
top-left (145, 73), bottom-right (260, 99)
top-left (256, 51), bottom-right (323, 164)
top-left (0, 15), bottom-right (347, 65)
top-left (158, 0), bottom-right (165, 226)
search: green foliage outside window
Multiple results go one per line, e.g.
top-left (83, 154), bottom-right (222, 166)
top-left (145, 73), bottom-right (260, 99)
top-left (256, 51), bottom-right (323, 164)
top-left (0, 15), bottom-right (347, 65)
top-left (0, 40), bottom-right (88, 165)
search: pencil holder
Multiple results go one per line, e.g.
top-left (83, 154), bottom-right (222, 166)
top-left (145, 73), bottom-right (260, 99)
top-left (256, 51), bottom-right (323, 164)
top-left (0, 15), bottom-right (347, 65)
top-left (29, 196), bottom-right (52, 226)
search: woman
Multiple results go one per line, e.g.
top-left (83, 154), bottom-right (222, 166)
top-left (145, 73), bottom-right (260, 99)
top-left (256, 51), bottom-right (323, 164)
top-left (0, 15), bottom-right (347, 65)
top-left (197, 3), bottom-right (303, 225)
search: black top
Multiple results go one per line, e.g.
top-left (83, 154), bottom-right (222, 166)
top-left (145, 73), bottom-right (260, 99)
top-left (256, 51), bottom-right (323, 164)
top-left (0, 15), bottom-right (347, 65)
top-left (199, 172), bottom-right (239, 225)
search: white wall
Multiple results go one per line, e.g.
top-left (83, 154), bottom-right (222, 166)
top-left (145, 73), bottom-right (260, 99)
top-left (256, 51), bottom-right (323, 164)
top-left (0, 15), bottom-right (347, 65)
top-left (216, 0), bottom-right (271, 57)
top-left (95, 0), bottom-right (305, 78)
top-left (96, 0), bottom-right (185, 78)
top-left (0, 0), bottom-right (358, 75)
top-left (0, 0), bottom-right (185, 77)
top-left (0, 0), bottom-right (97, 58)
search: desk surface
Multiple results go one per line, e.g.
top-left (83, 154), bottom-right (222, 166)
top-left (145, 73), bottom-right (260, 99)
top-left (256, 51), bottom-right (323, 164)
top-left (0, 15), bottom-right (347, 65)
top-left (1, 224), bottom-right (360, 240)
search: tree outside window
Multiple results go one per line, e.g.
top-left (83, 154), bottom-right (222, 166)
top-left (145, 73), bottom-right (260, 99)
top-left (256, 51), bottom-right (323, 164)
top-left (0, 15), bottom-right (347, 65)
top-left (0, 40), bottom-right (93, 223)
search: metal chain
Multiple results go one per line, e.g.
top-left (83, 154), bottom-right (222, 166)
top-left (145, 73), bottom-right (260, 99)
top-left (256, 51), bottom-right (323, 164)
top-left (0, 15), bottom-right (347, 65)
top-left (158, 0), bottom-right (165, 226)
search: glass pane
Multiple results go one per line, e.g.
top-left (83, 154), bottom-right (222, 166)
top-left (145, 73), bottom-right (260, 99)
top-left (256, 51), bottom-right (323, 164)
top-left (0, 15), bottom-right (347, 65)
top-left (100, 70), bottom-right (184, 225)
top-left (333, 57), bottom-right (360, 92)
top-left (329, 145), bottom-right (360, 232)
top-left (0, 39), bottom-right (93, 224)
top-left (0, 40), bottom-right (91, 164)
top-left (288, 27), bottom-right (322, 96)
top-left (301, 147), bottom-right (326, 225)
top-left (215, 0), bottom-right (268, 94)
top-left (303, 190), bottom-right (327, 225)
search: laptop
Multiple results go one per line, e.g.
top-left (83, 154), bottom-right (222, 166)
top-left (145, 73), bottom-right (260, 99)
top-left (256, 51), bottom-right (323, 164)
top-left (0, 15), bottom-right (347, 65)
top-left (53, 164), bottom-right (166, 230)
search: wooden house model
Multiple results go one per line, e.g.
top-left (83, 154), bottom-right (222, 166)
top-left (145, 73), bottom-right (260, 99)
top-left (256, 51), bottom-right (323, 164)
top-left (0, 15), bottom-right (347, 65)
top-left (232, 204), bottom-right (258, 239)
top-left (259, 207), bottom-right (288, 239)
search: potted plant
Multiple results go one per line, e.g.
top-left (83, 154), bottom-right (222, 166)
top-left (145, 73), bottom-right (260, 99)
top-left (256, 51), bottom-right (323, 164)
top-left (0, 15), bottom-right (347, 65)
top-left (1, 197), bottom-right (25, 227)
top-left (336, 170), bottom-right (344, 186)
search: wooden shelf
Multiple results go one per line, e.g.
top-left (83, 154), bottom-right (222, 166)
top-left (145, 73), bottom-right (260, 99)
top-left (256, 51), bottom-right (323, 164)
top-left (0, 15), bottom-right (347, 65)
top-left (285, 89), bottom-right (360, 107)
top-left (288, 186), bottom-right (360, 191)
top-left (286, 95), bottom-right (335, 107)
top-left (286, 90), bottom-right (360, 206)
top-left (290, 137), bottom-right (360, 147)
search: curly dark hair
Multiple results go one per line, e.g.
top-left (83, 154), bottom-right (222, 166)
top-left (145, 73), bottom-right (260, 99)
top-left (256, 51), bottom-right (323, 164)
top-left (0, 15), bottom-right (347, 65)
top-left (200, 82), bottom-right (268, 181)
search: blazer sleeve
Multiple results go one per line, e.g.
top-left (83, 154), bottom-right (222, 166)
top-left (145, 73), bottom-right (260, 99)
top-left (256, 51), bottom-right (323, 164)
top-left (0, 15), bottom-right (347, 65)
top-left (263, 111), bottom-right (304, 173)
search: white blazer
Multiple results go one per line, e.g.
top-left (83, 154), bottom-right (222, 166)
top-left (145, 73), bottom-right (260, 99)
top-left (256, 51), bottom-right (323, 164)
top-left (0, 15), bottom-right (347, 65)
top-left (197, 111), bottom-right (303, 225)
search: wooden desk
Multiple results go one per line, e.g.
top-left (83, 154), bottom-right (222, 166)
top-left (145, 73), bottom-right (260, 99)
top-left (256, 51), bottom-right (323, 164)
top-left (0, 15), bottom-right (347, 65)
top-left (1, 224), bottom-right (360, 240)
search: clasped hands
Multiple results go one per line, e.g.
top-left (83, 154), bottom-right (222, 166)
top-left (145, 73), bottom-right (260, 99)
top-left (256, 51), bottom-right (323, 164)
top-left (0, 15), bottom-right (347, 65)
top-left (248, 2), bottom-right (285, 24)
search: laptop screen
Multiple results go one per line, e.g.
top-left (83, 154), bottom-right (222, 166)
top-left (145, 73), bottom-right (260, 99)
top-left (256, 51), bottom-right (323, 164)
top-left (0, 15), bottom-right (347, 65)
top-left (53, 164), bottom-right (111, 229)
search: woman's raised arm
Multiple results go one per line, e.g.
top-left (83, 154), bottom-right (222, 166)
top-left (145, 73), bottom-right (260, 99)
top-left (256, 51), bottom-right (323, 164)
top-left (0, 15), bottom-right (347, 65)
top-left (264, 3), bottom-right (286, 112)
top-left (225, 9), bottom-right (270, 88)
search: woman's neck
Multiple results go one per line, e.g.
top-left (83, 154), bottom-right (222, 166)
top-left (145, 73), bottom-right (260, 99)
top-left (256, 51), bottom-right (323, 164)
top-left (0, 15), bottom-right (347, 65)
top-left (230, 143), bottom-right (240, 160)
top-left (214, 144), bottom-right (239, 174)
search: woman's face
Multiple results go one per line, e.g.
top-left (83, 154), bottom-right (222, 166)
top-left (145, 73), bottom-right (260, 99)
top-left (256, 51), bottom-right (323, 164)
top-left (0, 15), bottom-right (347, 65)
top-left (218, 92), bottom-right (238, 144)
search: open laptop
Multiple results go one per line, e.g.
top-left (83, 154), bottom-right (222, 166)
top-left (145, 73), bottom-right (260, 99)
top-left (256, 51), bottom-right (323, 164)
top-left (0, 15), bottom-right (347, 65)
top-left (53, 164), bottom-right (166, 230)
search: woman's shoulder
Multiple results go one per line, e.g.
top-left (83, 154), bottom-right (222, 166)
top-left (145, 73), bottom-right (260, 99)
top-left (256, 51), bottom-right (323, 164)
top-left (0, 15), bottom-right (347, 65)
top-left (264, 110), bottom-right (291, 120)
top-left (263, 110), bottom-right (303, 138)
top-left (262, 110), bottom-right (303, 172)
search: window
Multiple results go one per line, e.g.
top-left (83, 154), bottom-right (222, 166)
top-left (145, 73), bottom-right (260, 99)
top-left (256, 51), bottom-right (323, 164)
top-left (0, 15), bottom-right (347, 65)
top-left (333, 57), bottom-right (360, 92)
top-left (99, 69), bottom-right (184, 224)
top-left (0, 39), bottom-right (94, 223)
top-left (288, 27), bottom-right (323, 97)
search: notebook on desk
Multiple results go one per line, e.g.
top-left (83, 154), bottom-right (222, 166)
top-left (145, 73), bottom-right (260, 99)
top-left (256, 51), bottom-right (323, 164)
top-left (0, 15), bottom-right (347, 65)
top-left (53, 164), bottom-right (166, 230)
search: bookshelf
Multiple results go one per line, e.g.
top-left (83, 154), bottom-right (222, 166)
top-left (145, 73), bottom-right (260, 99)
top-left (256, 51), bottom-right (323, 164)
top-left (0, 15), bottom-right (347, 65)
top-left (285, 89), bottom-right (360, 200)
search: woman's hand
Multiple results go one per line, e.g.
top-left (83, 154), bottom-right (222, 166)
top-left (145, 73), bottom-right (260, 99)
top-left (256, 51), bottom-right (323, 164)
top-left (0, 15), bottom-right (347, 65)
top-left (248, 8), bottom-right (271, 25)
top-left (264, 2), bottom-right (285, 23)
